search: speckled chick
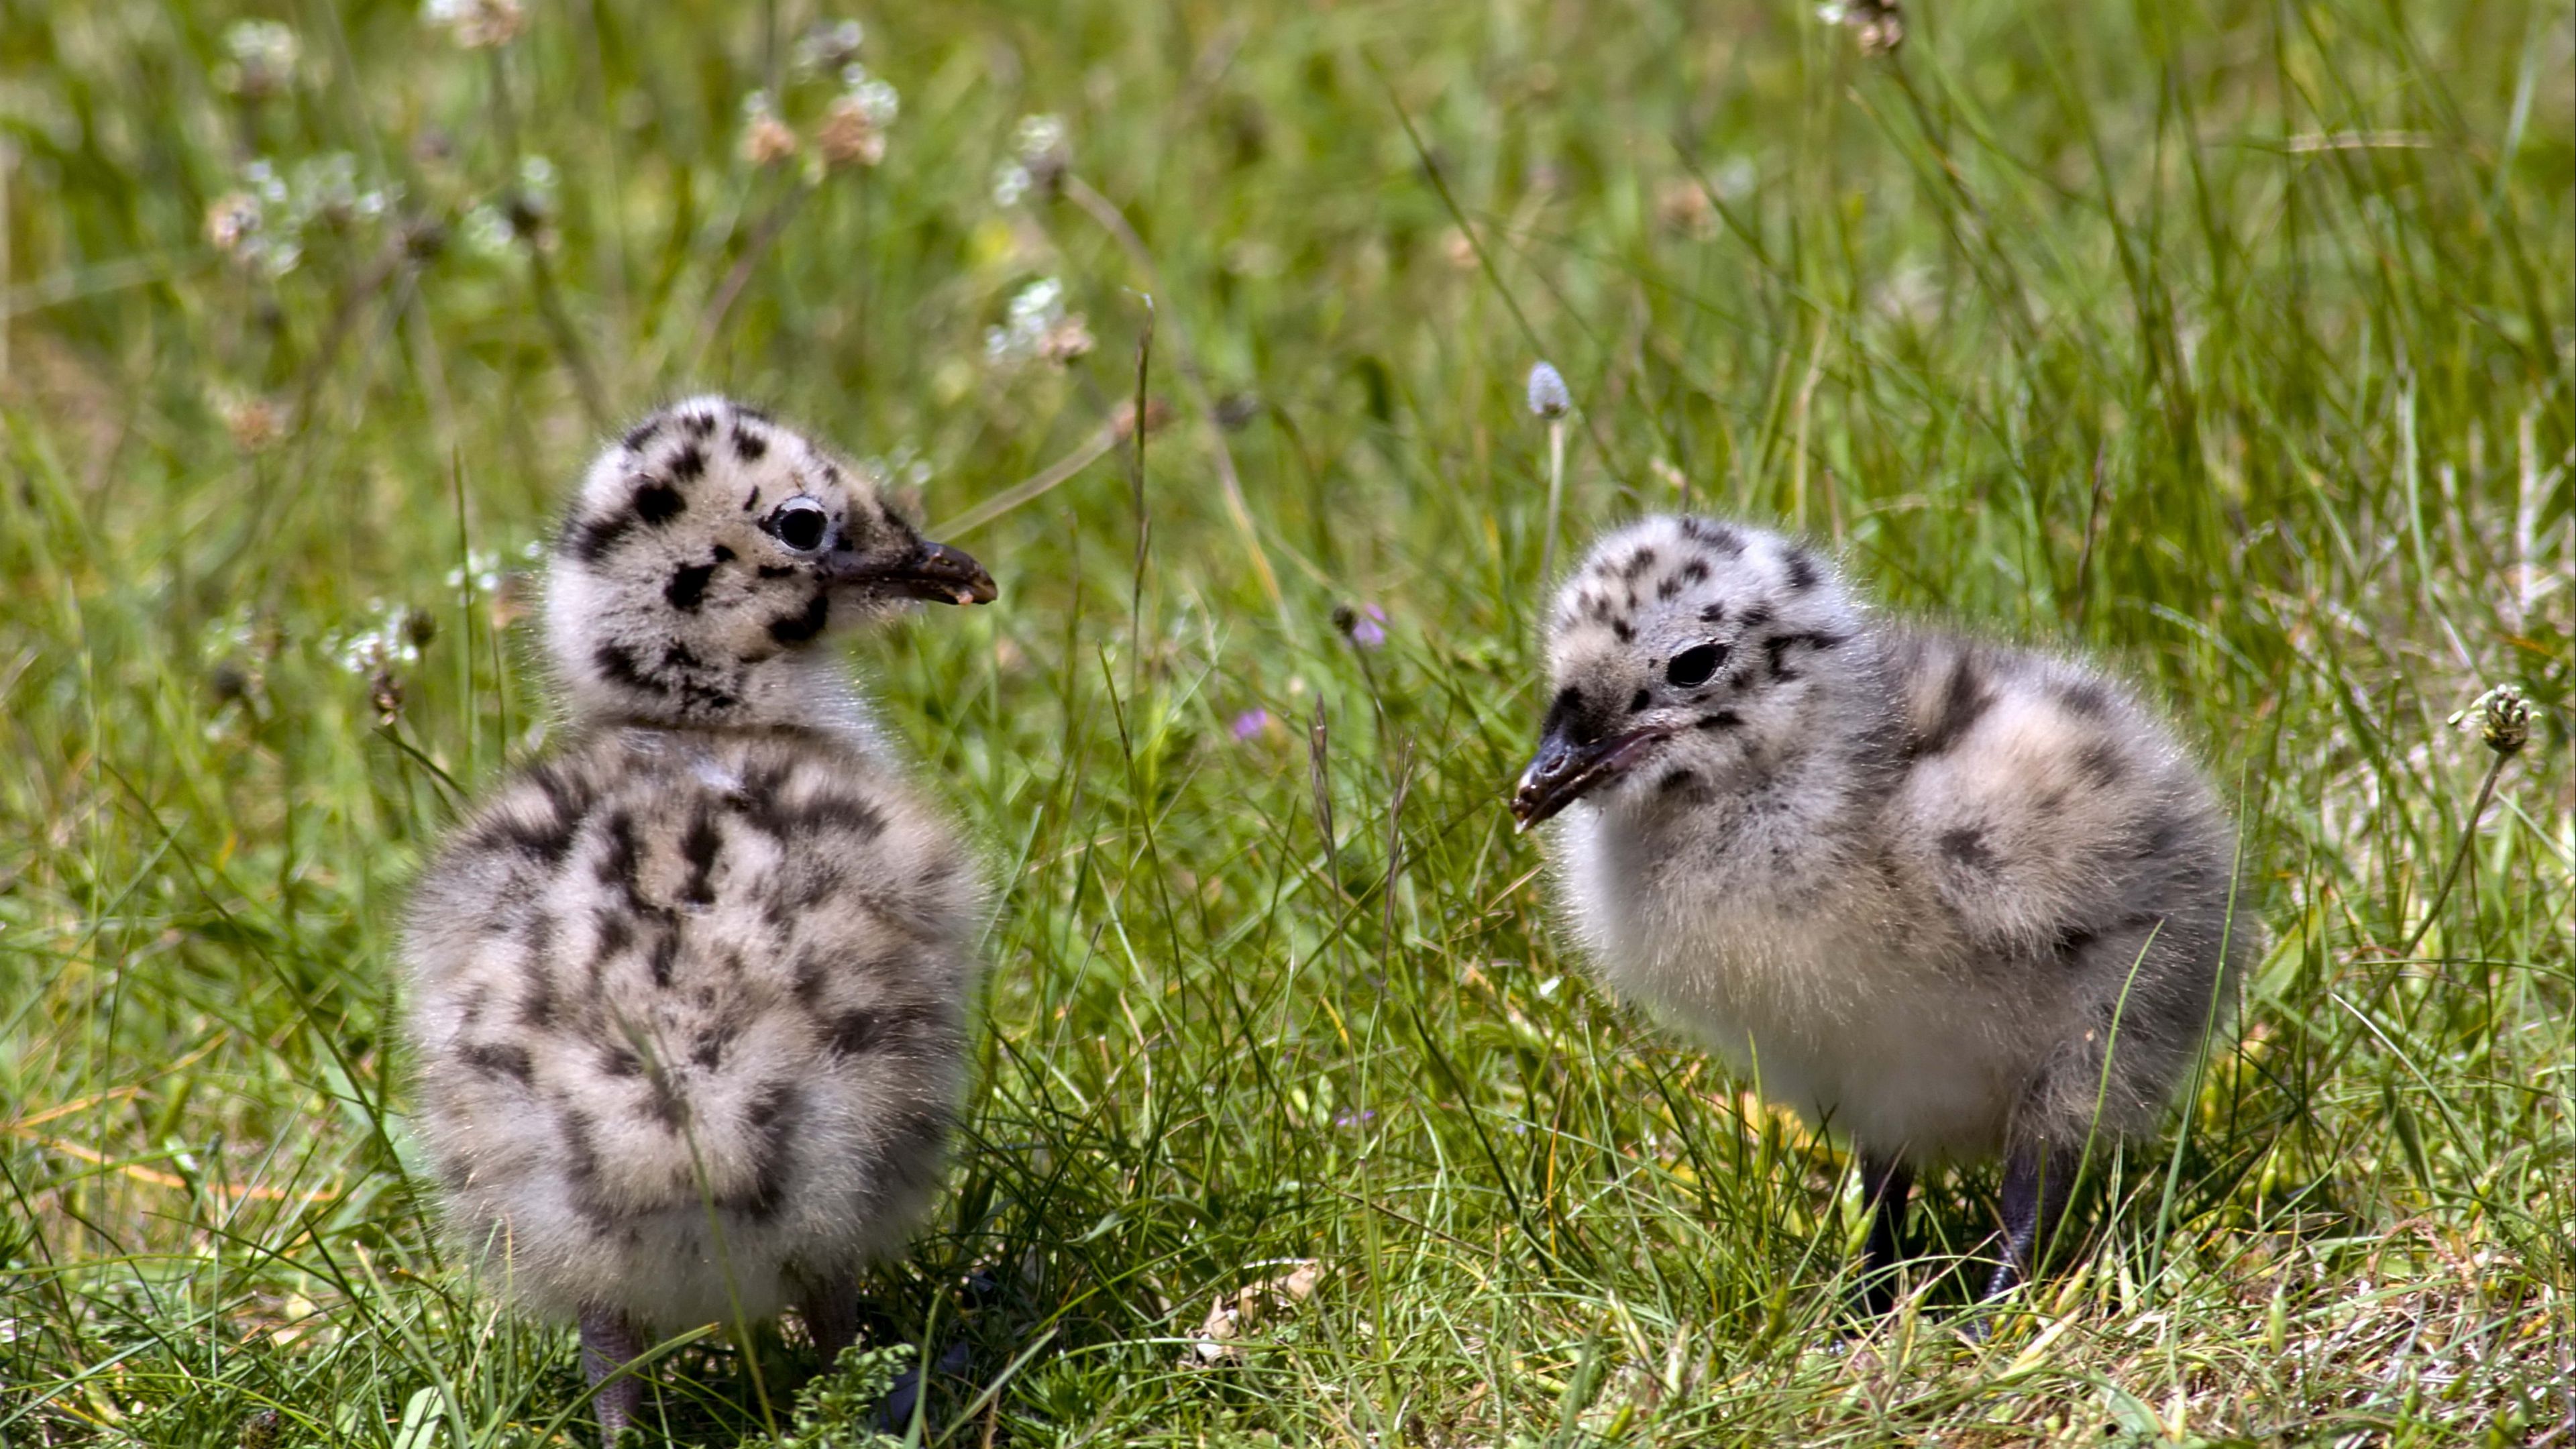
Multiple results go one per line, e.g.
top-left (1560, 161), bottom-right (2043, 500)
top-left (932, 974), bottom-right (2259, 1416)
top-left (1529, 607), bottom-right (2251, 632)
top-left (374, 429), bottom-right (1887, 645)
top-left (1511, 516), bottom-right (2251, 1309)
top-left (400, 396), bottom-right (997, 1439)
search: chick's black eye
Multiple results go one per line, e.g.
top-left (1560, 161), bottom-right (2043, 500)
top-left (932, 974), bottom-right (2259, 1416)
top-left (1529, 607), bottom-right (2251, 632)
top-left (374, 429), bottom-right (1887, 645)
top-left (1666, 643), bottom-right (1725, 689)
top-left (766, 496), bottom-right (828, 552)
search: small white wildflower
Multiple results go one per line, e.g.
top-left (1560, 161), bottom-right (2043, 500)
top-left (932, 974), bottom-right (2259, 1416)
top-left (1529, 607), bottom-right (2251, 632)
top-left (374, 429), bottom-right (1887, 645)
top-left (1014, 113), bottom-right (1067, 159)
top-left (289, 152), bottom-right (360, 227)
top-left (991, 161), bottom-right (1032, 207)
top-left (841, 66), bottom-right (900, 124)
top-left (992, 113), bottom-right (1069, 206)
top-left (198, 604), bottom-right (261, 664)
top-left (864, 441), bottom-right (934, 492)
top-left (209, 172), bottom-right (301, 277)
top-left (333, 602), bottom-right (427, 675)
top-left (1817, 0), bottom-right (1904, 54)
top-left (424, 0), bottom-right (526, 48)
top-left (1525, 360), bottom-right (1571, 419)
top-left (985, 277), bottom-right (1089, 369)
top-left (244, 158), bottom-right (290, 209)
top-left (445, 549), bottom-right (503, 599)
top-left (460, 203), bottom-right (515, 258)
top-left (794, 18), bottom-right (865, 72)
top-left (218, 20), bottom-right (301, 98)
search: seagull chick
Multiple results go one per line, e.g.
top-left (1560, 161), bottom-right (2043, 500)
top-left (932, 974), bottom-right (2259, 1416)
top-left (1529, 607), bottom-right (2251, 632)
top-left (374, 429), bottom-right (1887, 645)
top-left (1512, 516), bottom-right (2249, 1311)
top-left (400, 396), bottom-right (996, 1439)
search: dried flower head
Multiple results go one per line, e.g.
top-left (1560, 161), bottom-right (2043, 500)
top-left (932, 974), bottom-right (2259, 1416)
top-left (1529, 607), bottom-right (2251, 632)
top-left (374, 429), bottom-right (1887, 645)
top-left (1525, 360), bottom-right (1572, 420)
top-left (219, 394), bottom-right (289, 452)
top-left (206, 193), bottom-right (262, 254)
top-left (1654, 178), bottom-right (1717, 238)
top-left (424, 0), bottom-right (526, 48)
top-left (2449, 684), bottom-right (2531, 757)
top-left (1112, 396), bottom-right (1175, 441)
top-left (817, 68), bottom-right (900, 168)
top-left (740, 91), bottom-right (798, 168)
top-left (1038, 315), bottom-right (1094, 366)
top-left (1817, 0), bottom-right (1904, 55)
top-left (217, 20), bottom-right (301, 99)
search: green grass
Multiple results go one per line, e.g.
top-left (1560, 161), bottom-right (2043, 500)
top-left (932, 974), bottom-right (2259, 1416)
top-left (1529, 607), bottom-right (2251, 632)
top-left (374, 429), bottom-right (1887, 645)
top-left (2, 0), bottom-right (2570, 1443)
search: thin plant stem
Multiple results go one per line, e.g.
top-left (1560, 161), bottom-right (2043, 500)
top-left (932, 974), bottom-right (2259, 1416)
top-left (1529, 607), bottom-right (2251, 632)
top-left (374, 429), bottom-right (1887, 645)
top-left (691, 179), bottom-right (813, 376)
top-left (2402, 749), bottom-right (2510, 960)
top-left (1540, 417), bottom-right (1567, 584)
top-left (1129, 295), bottom-right (1155, 705)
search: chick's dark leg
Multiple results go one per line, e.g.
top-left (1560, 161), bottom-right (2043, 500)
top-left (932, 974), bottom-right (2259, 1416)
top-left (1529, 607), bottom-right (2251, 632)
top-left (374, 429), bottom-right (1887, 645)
top-left (1984, 1138), bottom-right (2075, 1300)
top-left (798, 1277), bottom-right (863, 1371)
top-left (578, 1304), bottom-right (647, 1442)
top-left (1858, 1150), bottom-right (1914, 1316)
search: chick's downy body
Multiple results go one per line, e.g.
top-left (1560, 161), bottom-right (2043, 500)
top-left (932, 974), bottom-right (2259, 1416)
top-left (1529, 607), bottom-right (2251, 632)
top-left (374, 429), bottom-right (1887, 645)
top-left (405, 730), bottom-right (976, 1329)
top-left (1515, 516), bottom-right (2251, 1299)
top-left (401, 396), bottom-right (996, 1434)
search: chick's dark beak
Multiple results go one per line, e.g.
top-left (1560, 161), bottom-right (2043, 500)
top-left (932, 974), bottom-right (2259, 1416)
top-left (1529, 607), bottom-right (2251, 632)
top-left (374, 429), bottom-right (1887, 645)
top-left (1510, 721), bottom-right (1674, 833)
top-left (835, 539), bottom-right (998, 606)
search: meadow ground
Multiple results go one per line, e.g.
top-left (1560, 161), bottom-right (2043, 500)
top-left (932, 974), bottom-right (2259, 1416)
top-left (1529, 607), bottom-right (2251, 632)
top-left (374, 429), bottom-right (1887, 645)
top-left (2, 1), bottom-right (2570, 1444)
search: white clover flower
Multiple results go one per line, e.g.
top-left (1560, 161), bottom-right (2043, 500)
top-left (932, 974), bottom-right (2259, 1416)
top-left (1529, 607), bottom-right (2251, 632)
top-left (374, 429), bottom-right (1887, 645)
top-left (198, 604), bottom-right (260, 664)
top-left (445, 549), bottom-right (503, 599)
top-left (991, 113), bottom-right (1069, 207)
top-left (864, 441), bottom-right (934, 491)
top-left (244, 159), bottom-right (290, 209)
top-left (1014, 113), bottom-right (1067, 159)
top-left (289, 152), bottom-right (360, 227)
top-left (218, 20), bottom-right (301, 98)
top-left (841, 66), bottom-right (900, 125)
top-left (332, 602), bottom-right (427, 675)
top-left (460, 203), bottom-right (515, 258)
top-left (517, 154), bottom-right (558, 203)
top-left (795, 18), bottom-right (865, 72)
top-left (425, 0), bottom-right (526, 48)
top-left (985, 278), bottom-right (1089, 369)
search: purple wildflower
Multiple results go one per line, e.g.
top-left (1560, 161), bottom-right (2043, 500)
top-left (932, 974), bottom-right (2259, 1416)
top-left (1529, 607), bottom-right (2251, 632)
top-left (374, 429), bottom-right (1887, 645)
top-left (1230, 709), bottom-right (1271, 741)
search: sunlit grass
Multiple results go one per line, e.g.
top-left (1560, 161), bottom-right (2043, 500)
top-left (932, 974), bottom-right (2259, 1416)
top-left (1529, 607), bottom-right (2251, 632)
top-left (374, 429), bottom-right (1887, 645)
top-left (1, 0), bottom-right (2569, 1443)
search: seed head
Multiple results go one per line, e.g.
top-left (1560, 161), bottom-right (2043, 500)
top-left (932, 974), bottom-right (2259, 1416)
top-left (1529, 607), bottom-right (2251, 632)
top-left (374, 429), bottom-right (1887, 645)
top-left (1525, 361), bottom-right (1571, 421)
top-left (2449, 684), bottom-right (2531, 757)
